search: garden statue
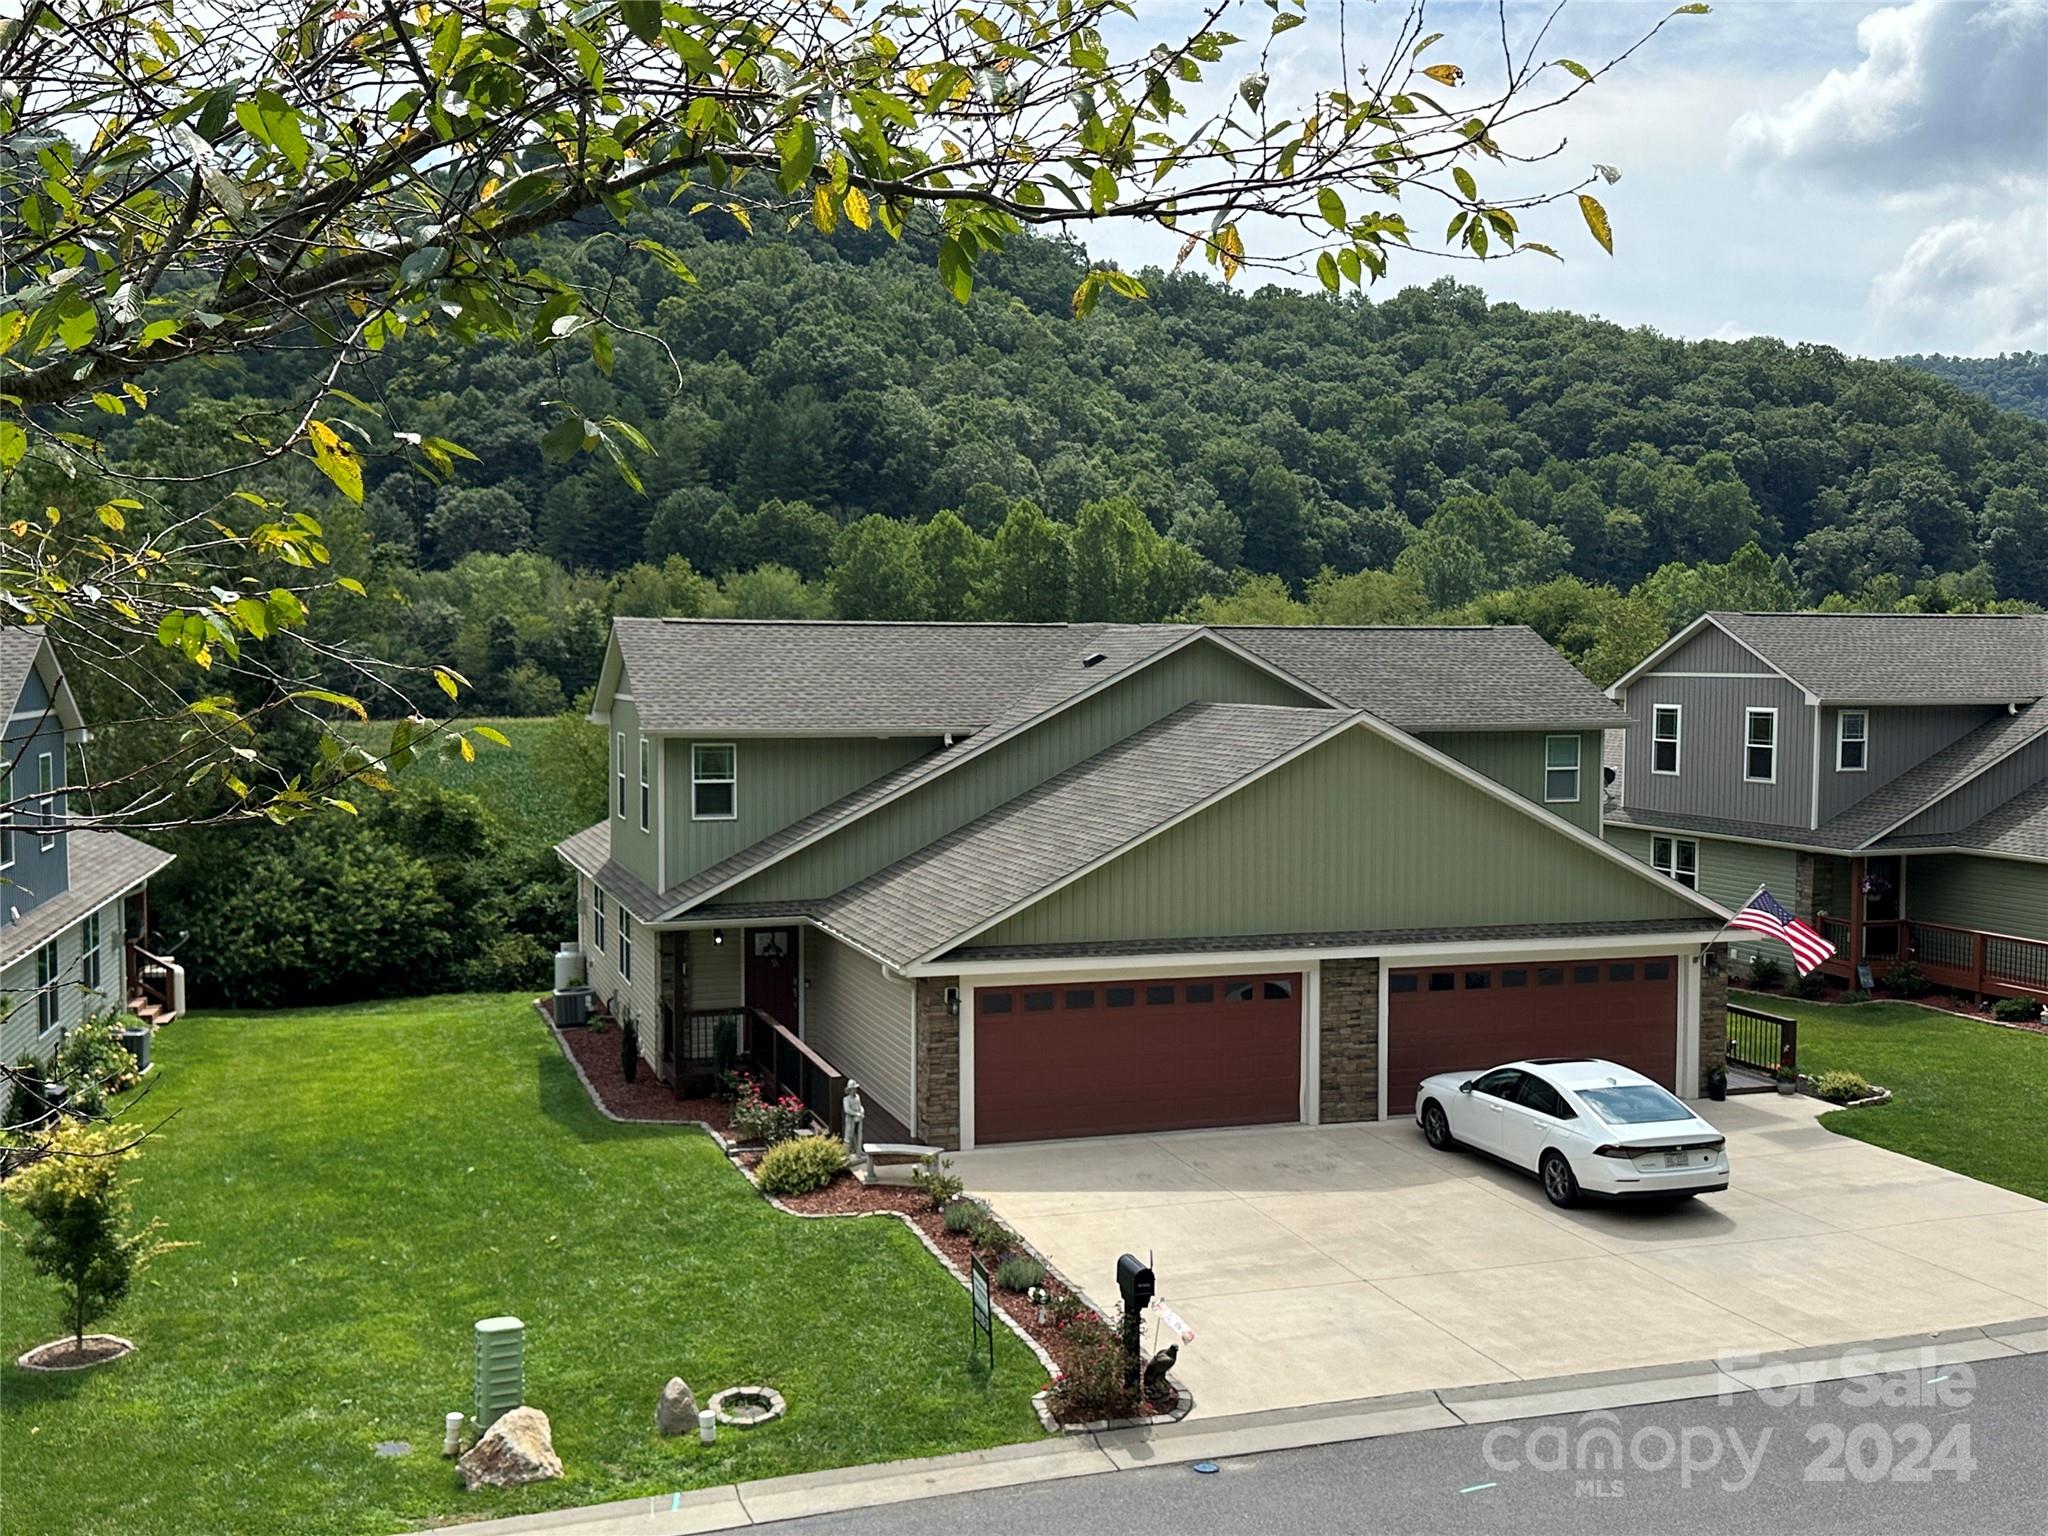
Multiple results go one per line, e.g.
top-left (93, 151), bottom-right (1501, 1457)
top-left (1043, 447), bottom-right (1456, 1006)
top-left (1143, 1345), bottom-right (1178, 1402)
top-left (842, 1080), bottom-right (868, 1171)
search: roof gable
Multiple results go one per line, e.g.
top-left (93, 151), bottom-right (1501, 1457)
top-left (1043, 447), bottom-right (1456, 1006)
top-left (1710, 612), bottom-right (2048, 704)
top-left (1, 625), bottom-right (87, 735)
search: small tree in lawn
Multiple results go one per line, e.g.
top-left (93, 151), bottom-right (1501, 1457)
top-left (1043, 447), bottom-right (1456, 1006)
top-left (3, 1121), bottom-right (180, 1354)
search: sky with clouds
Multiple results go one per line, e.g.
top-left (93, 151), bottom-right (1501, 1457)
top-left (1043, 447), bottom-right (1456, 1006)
top-left (1081, 0), bottom-right (2047, 357)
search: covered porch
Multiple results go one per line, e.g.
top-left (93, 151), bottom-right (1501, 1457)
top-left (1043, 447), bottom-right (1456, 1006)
top-left (1811, 853), bottom-right (2048, 1003)
top-left (654, 922), bottom-right (913, 1143)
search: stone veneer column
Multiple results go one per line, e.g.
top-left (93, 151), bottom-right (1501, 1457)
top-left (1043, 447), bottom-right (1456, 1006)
top-left (914, 976), bottom-right (960, 1148)
top-left (1700, 951), bottom-right (1730, 1082)
top-left (1317, 958), bottom-right (1378, 1123)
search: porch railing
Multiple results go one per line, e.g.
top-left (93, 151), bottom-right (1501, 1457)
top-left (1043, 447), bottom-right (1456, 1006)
top-left (127, 943), bottom-right (179, 1019)
top-left (1726, 1003), bottom-right (1797, 1081)
top-left (668, 1005), bottom-right (846, 1137)
top-left (1904, 921), bottom-right (2048, 1001)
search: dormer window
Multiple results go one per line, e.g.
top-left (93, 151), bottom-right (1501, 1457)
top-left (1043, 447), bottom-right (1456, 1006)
top-left (1651, 704), bottom-right (1681, 775)
top-left (1837, 711), bottom-right (1868, 772)
top-left (1744, 708), bottom-right (1777, 784)
top-left (692, 744), bottom-right (737, 820)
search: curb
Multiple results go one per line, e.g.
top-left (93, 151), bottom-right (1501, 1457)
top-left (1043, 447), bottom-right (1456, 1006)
top-left (403, 1316), bottom-right (2047, 1535)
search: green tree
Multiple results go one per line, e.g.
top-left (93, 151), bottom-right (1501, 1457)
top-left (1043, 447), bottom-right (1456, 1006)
top-left (1635, 542), bottom-right (1801, 628)
top-left (1191, 573), bottom-right (1309, 626)
top-left (718, 565), bottom-right (831, 620)
top-left (978, 501), bottom-right (1072, 622)
top-left (917, 511), bottom-right (991, 621)
top-left (1306, 568), bottom-right (1430, 625)
top-left (829, 517), bottom-right (931, 621)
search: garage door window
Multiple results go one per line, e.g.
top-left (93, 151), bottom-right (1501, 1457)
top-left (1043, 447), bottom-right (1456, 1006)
top-left (1107, 987), bottom-right (1136, 1007)
top-left (982, 992), bottom-right (1013, 1014)
top-left (1225, 981), bottom-right (1254, 1002)
top-left (1263, 979), bottom-right (1293, 1000)
top-left (1146, 985), bottom-right (1175, 1005)
top-left (1065, 989), bottom-right (1094, 1009)
top-left (1501, 969), bottom-right (1528, 987)
top-left (1573, 964), bottom-right (1599, 983)
top-left (1389, 974), bottom-right (1418, 993)
top-left (1538, 968), bottom-right (1564, 985)
top-left (1464, 972), bottom-right (1491, 990)
top-left (1023, 991), bottom-right (1054, 1012)
top-left (1645, 960), bottom-right (1671, 981)
top-left (1428, 972), bottom-right (1455, 992)
top-left (1608, 963), bottom-right (1635, 982)
top-left (1186, 982), bottom-right (1215, 1003)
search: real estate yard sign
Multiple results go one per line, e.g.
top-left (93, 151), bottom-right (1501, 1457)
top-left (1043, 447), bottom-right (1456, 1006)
top-left (969, 1254), bottom-right (993, 1368)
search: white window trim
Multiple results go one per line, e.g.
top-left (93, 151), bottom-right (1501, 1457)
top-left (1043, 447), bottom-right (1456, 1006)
top-left (692, 742), bottom-right (738, 822)
top-left (1543, 734), bottom-right (1582, 804)
top-left (35, 937), bottom-right (59, 1034)
top-left (1652, 835), bottom-right (1700, 890)
top-left (0, 762), bottom-right (13, 869)
top-left (36, 749), bottom-right (55, 852)
top-left (1744, 706), bottom-right (1778, 784)
top-left (80, 911), bottom-right (101, 993)
top-left (614, 732), bottom-right (627, 819)
top-left (619, 912), bottom-right (633, 982)
top-left (593, 885), bottom-right (607, 951)
top-left (638, 736), bottom-right (652, 832)
top-left (1651, 704), bottom-right (1682, 776)
top-left (1836, 710), bottom-right (1869, 773)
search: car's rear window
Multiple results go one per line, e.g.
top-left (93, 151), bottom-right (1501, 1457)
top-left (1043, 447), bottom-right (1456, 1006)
top-left (1577, 1084), bottom-right (1691, 1125)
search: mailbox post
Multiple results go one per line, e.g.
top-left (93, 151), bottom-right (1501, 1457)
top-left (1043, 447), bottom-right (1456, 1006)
top-left (1115, 1254), bottom-right (1154, 1397)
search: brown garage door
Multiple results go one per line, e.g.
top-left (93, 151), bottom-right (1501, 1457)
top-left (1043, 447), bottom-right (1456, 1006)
top-left (1385, 957), bottom-right (1678, 1116)
top-left (974, 974), bottom-right (1302, 1144)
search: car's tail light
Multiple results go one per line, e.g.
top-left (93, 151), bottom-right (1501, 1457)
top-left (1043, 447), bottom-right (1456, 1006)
top-left (1591, 1144), bottom-right (1630, 1159)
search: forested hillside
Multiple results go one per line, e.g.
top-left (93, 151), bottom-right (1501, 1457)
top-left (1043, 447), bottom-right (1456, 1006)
top-left (82, 201), bottom-right (2048, 725)
top-left (1894, 353), bottom-right (2048, 423)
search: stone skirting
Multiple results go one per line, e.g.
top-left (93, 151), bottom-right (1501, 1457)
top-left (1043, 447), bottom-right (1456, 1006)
top-left (1318, 957), bottom-right (1379, 1123)
top-left (1701, 950), bottom-right (1729, 1080)
top-left (914, 976), bottom-right (960, 1148)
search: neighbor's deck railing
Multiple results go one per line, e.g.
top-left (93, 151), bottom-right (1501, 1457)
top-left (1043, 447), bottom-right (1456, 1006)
top-left (1726, 1003), bottom-right (1797, 1081)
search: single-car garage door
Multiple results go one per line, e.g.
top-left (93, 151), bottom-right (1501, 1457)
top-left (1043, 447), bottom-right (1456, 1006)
top-left (974, 974), bottom-right (1302, 1144)
top-left (1386, 956), bottom-right (1678, 1116)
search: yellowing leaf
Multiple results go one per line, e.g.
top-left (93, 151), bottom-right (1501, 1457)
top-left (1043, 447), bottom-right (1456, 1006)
top-left (1421, 63), bottom-right (1464, 87)
top-left (307, 420), bottom-right (363, 503)
top-left (811, 181), bottom-right (837, 233)
top-left (1578, 192), bottom-right (1614, 255)
top-left (433, 668), bottom-right (461, 700)
top-left (843, 183), bottom-right (872, 230)
top-left (458, 734), bottom-right (476, 763)
top-left (1216, 223), bottom-right (1245, 282)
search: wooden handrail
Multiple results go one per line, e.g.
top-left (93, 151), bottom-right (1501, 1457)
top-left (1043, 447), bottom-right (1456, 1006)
top-left (1727, 1003), bottom-right (1796, 1026)
top-left (1905, 918), bottom-right (2048, 951)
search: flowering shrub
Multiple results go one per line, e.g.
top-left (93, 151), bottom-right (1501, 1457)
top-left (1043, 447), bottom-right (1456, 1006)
top-left (1045, 1305), bottom-right (1137, 1423)
top-left (908, 1153), bottom-right (963, 1210)
top-left (730, 1080), bottom-right (806, 1145)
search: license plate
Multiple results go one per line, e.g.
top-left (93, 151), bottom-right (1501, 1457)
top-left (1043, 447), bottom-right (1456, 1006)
top-left (1661, 1151), bottom-right (1690, 1168)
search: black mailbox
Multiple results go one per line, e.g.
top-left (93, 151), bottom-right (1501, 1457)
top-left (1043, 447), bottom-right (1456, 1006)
top-left (1116, 1253), bottom-right (1154, 1311)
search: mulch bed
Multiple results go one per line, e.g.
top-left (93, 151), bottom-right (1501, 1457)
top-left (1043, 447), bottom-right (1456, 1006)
top-left (554, 1021), bottom-right (735, 1135)
top-left (17, 1334), bottom-right (133, 1371)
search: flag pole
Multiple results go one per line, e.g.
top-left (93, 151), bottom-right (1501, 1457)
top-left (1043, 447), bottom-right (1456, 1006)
top-left (1700, 882), bottom-right (1767, 952)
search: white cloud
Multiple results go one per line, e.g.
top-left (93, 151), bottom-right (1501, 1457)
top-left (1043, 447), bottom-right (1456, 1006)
top-left (1869, 205), bottom-right (2048, 351)
top-left (1731, 0), bottom-right (2048, 189)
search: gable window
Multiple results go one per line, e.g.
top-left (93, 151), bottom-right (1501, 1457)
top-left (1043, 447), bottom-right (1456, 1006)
top-left (35, 938), bottom-right (59, 1034)
top-left (638, 736), bottom-right (652, 831)
top-left (593, 885), bottom-right (607, 951)
top-left (614, 732), bottom-right (627, 819)
top-left (1744, 707), bottom-right (1777, 783)
top-left (1837, 711), bottom-right (1868, 772)
top-left (1652, 835), bottom-right (1699, 890)
top-left (36, 750), bottom-right (55, 852)
top-left (1651, 705), bottom-right (1682, 775)
top-left (619, 912), bottom-right (633, 982)
top-left (692, 744), bottom-right (736, 820)
top-left (80, 912), bottom-right (101, 992)
top-left (1544, 734), bottom-right (1582, 803)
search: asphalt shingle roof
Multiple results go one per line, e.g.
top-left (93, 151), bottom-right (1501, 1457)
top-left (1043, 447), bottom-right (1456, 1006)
top-left (613, 619), bottom-right (1194, 735)
top-left (0, 625), bottom-right (44, 714)
top-left (1884, 778), bottom-right (2048, 860)
top-left (1818, 704), bottom-right (2048, 847)
top-left (1709, 612), bottom-right (2048, 704)
top-left (952, 917), bottom-right (1722, 963)
top-left (815, 702), bottom-right (1352, 965)
top-left (1222, 625), bottom-right (1624, 730)
top-left (555, 821), bottom-right (665, 924)
top-left (0, 830), bottom-right (173, 968)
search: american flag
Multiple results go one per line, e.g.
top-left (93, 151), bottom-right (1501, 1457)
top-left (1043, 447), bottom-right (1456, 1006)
top-left (1728, 886), bottom-right (1837, 975)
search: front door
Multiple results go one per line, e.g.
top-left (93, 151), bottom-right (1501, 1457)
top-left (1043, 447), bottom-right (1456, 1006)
top-left (1863, 856), bottom-right (1903, 960)
top-left (744, 928), bottom-right (800, 1030)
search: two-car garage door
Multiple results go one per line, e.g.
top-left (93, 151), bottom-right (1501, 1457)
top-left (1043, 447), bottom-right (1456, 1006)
top-left (973, 974), bottom-right (1302, 1144)
top-left (1385, 956), bottom-right (1678, 1116)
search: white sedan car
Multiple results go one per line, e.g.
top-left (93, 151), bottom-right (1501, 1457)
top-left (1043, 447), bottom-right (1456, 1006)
top-left (1414, 1058), bottom-right (1729, 1207)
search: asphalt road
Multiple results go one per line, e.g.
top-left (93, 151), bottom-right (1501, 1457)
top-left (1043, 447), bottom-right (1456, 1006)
top-left (760, 1355), bottom-right (2048, 1536)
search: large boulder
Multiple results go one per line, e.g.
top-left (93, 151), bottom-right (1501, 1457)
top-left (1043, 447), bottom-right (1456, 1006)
top-left (655, 1377), bottom-right (698, 1436)
top-left (459, 1406), bottom-right (562, 1490)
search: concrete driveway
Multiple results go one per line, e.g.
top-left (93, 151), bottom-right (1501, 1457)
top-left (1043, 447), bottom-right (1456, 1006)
top-left (953, 1094), bottom-right (2048, 1417)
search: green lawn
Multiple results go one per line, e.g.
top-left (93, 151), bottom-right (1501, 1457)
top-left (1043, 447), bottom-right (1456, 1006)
top-left (1735, 991), bottom-right (2048, 1201)
top-left (1, 995), bottom-right (1042, 1536)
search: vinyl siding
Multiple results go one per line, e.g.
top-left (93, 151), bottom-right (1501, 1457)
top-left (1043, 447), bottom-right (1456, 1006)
top-left (1616, 673), bottom-right (1813, 829)
top-left (664, 736), bottom-right (934, 887)
top-left (1658, 625), bottom-right (1779, 675)
top-left (1889, 733), bottom-right (2048, 840)
top-left (0, 894), bottom-right (125, 1065)
top-left (975, 725), bottom-right (1707, 950)
top-left (686, 927), bottom-right (743, 1008)
top-left (1815, 706), bottom-right (1996, 823)
top-left (1607, 829), bottom-right (1799, 966)
top-left (581, 877), bottom-right (660, 1061)
top-left (3, 666), bottom-right (71, 924)
top-left (1421, 731), bottom-right (1603, 834)
top-left (730, 639), bottom-right (1327, 903)
top-left (802, 930), bottom-right (916, 1128)
top-left (606, 696), bottom-right (659, 890)
top-left (1907, 854), bottom-right (2048, 942)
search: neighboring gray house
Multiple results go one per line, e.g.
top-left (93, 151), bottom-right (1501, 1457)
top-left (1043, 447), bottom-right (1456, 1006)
top-left (557, 619), bottom-right (1731, 1150)
top-left (1606, 611), bottom-right (2048, 1001)
top-left (0, 626), bottom-right (180, 1065)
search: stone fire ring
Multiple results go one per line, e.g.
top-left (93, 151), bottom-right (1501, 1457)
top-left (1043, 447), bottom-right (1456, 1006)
top-left (708, 1386), bottom-right (786, 1428)
top-left (16, 1334), bottom-right (135, 1372)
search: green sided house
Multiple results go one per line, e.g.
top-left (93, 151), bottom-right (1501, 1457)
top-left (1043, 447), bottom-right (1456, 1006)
top-left (1605, 611), bottom-right (2048, 1002)
top-left (555, 619), bottom-right (1731, 1149)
